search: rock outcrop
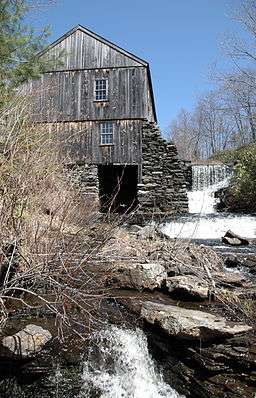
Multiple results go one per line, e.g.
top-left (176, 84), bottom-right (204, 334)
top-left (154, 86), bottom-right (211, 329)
top-left (141, 301), bottom-right (252, 341)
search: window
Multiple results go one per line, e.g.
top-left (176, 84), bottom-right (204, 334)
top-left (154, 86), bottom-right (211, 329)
top-left (95, 79), bottom-right (108, 101)
top-left (100, 122), bottom-right (114, 145)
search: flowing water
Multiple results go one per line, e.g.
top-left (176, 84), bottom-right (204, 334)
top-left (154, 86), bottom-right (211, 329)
top-left (79, 326), bottom-right (183, 398)
top-left (162, 164), bottom-right (256, 248)
top-left (76, 165), bottom-right (255, 398)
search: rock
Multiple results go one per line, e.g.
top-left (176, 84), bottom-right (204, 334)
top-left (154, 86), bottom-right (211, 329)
top-left (107, 262), bottom-right (167, 290)
top-left (222, 230), bottom-right (249, 246)
top-left (164, 244), bottom-right (224, 277)
top-left (1, 324), bottom-right (52, 359)
top-left (225, 254), bottom-right (256, 275)
top-left (224, 254), bottom-right (242, 268)
top-left (146, 322), bottom-right (256, 398)
top-left (136, 225), bottom-right (158, 240)
top-left (128, 224), bottom-right (142, 234)
top-left (166, 275), bottom-right (210, 300)
top-left (235, 287), bottom-right (256, 299)
top-left (214, 272), bottom-right (248, 288)
top-left (241, 257), bottom-right (256, 274)
top-left (141, 301), bottom-right (252, 341)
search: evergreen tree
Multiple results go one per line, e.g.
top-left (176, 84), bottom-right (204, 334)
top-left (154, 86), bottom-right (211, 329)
top-left (0, 0), bottom-right (51, 100)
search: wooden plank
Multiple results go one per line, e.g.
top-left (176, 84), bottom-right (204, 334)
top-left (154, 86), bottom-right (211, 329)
top-left (42, 120), bottom-right (143, 165)
top-left (31, 68), bottom-right (150, 122)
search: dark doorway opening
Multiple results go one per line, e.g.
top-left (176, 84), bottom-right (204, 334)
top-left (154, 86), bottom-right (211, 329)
top-left (98, 165), bottom-right (138, 213)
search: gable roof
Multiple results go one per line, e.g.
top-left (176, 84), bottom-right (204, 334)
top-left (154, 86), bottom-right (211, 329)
top-left (41, 25), bottom-right (157, 122)
top-left (42, 25), bottom-right (148, 67)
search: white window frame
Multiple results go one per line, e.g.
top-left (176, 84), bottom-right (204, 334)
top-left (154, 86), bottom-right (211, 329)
top-left (94, 78), bottom-right (108, 101)
top-left (100, 121), bottom-right (114, 145)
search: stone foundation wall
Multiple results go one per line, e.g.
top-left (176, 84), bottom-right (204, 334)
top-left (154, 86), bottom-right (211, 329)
top-left (66, 163), bottom-right (99, 208)
top-left (138, 122), bottom-right (188, 214)
top-left (65, 123), bottom-right (188, 216)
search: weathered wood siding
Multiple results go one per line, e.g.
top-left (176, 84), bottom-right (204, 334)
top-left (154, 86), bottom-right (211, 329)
top-left (42, 120), bottom-right (142, 165)
top-left (30, 26), bottom-right (157, 168)
top-left (146, 79), bottom-right (155, 123)
top-left (43, 29), bottom-right (142, 70)
top-left (31, 67), bottom-right (152, 122)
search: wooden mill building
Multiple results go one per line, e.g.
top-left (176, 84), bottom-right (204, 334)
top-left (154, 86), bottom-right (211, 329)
top-left (31, 25), bottom-right (188, 214)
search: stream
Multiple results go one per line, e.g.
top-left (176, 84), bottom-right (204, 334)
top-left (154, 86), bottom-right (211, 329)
top-left (81, 164), bottom-right (256, 398)
top-left (161, 164), bottom-right (256, 254)
top-left (2, 164), bottom-right (255, 398)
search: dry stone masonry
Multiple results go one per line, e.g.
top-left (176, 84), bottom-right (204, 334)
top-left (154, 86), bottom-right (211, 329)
top-left (66, 163), bottom-right (99, 207)
top-left (138, 122), bottom-right (188, 214)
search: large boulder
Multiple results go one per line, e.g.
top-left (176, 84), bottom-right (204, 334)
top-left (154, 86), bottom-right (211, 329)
top-left (166, 275), bottom-right (210, 300)
top-left (1, 324), bottom-right (52, 359)
top-left (141, 301), bottom-right (252, 341)
top-left (107, 262), bottom-right (167, 290)
top-left (222, 230), bottom-right (249, 246)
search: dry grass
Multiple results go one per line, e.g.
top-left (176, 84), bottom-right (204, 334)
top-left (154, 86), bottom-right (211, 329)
top-left (0, 93), bottom-right (121, 338)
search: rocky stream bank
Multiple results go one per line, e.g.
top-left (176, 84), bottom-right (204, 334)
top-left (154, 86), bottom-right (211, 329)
top-left (0, 225), bottom-right (255, 398)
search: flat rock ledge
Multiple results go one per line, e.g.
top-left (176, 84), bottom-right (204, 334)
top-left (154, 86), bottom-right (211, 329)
top-left (141, 301), bottom-right (252, 341)
top-left (1, 324), bottom-right (52, 359)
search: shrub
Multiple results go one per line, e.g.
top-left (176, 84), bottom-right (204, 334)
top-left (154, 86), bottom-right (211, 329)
top-left (0, 92), bottom-right (116, 336)
top-left (213, 143), bottom-right (256, 211)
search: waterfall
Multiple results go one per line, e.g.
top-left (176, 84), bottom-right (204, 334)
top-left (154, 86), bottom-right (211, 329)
top-left (79, 326), bottom-right (183, 398)
top-left (188, 164), bottom-right (232, 214)
top-left (161, 162), bottom-right (256, 240)
top-left (191, 164), bottom-right (232, 192)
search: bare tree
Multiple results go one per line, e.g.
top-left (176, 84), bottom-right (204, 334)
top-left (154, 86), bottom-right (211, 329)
top-left (218, 69), bottom-right (256, 142)
top-left (170, 91), bottom-right (237, 160)
top-left (170, 1), bottom-right (256, 160)
top-left (224, 0), bottom-right (256, 65)
top-left (170, 109), bottom-right (196, 160)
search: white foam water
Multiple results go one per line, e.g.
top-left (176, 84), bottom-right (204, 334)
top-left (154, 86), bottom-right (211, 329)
top-left (162, 164), bottom-right (256, 240)
top-left (162, 213), bottom-right (256, 240)
top-left (188, 178), bottom-right (230, 214)
top-left (79, 326), bottom-right (183, 398)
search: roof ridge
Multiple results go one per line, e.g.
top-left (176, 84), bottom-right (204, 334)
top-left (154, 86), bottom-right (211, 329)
top-left (41, 24), bottom-right (148, 67)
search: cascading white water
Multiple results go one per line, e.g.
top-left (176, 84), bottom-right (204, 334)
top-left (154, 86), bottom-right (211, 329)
top-left (188, 164), bottom-right (232, 214)
top-left (79, 326), bottom-right (184, 398)
top-left (191, 164), bottom-right (231, 191)
top-left (161, 163), bottom-right (256, 240)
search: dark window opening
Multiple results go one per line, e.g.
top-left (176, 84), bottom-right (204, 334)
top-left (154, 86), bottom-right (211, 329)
top-left (95, 78), bottom-right (108, 101)
top-left (100, 121), bottom-right (114, 145)
top-left (98, 165), bottom-right (138, 213)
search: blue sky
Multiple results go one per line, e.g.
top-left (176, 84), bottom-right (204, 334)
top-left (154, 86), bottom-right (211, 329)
top-left (29, 0), bottom-right (243, 133)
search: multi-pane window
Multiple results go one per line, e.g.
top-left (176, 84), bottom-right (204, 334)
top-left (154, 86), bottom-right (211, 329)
top-left (95, 79), bottom-right (108, 101)
top-left (100, 122), bottom-right (114, 145)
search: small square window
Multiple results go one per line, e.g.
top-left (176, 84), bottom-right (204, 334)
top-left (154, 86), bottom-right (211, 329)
top-left (95, 79), bottom-right (108, 101)
top-left (100, 122), bottom-right (114, 145)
